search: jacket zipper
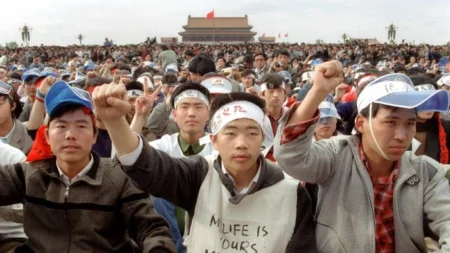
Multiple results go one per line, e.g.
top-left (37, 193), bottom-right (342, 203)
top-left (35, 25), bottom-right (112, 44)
top-left (64, 185), bottom-right (71, 253)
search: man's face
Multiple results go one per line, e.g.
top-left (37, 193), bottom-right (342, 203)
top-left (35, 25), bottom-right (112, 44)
top-left (25, 77), bottom-right (38, 98)
top-left (357, 106), bottom-right (416, 161)
top-left (0, 96), bottom-right (13, 127)
top-left (217, 59), bottom-right (225, 68)
top-left (162, 84), bottom-right (175, 96)
top-left (254, 55), bottom-right (266, 69)
top-left (45, 109), bottom-right (97, 164)
top-left (212, 118), bottom-right (263, 174)
top-left (314, 117), bottom-right (337, 141)
top-left (263, 88), bottom-right (285, 108)
top-left (277, 54), bottom-right (289, 66)
top-left (154, 78), bottom-right (163, 87)
top-left (173, 97), bottom-right (209, 136)
top-left (242, 76), bottom-right (254, 88)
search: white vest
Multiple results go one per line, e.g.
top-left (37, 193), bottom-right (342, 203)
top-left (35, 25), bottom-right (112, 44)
top-left (184, 157), bottom-right (298, 253)
top-left (150, 133), bottom-right (216, 158)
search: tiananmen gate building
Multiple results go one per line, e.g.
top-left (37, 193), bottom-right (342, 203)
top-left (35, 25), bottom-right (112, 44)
top-left (179, 15), bottom-right (257, 43)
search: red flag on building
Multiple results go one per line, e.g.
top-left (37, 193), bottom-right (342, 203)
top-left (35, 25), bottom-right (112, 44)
top-left (284, 33), bottom-right (289, 37)
top-left (278, 33), bottom-right (281, 38)
top-left (262, 33), bottom-right (266, 37)
top-left (206, 10), bottom-right (214, 19)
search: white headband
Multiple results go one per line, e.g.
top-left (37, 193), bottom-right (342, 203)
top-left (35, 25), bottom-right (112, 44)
top-left (260, 82), bottom-right (286, 93)
top-left (210, 100), bottom-right (265, 135)
top-left (415, 84), bottom-right (436, 91)
top-left (127, 89), bottom-right (143, 98)
top-left (174, 89), bottom-right (209, 109)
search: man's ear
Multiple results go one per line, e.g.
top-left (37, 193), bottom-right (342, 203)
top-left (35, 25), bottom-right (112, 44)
top-left (172, 110), bottom-right (177, 122)
top-left (210, 134), bottom-right (219, 150)
top-left (355, 114), bottom-right (366, 134)
top-left (44, 127), bottom-right (50, 143)
top-left (10, 102), bottom-right (16, 112)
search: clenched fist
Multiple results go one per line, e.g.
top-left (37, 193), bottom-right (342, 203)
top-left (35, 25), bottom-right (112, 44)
top-left (92, 83), bottom-right (132, 121)
top-left (312, 60), bottom-right (344, 94)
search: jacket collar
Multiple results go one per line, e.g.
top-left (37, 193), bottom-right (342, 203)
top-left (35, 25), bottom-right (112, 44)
top-left (212, 155), bottom-right (284, 204)
top-left (346, 135), bottom-right (418, 187)
top-left (35, 152), bottom-right (104, 186)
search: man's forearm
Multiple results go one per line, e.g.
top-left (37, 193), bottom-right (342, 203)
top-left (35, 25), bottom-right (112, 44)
top-left (103, 117), bottom-right (139, 157)
top-left (27, 99), bottom-right (45, 130)
top-left (288, 87), bottom-right (328, 125)
top-left (130, 114), bottom-right (148, 134)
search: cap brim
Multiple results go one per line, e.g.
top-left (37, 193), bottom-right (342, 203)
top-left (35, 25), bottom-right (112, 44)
top-left (320, 108), bottom-right (341, 120)
top-left (376, 90), bottom-right (449, 113)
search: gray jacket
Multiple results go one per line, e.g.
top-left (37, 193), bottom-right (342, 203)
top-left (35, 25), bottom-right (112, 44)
top-left (9, 119), bottom-right (33, 155)
top-left (145, 102), bottom-right (179, 140)
top-left (274, 115), bottom-right (450, 253)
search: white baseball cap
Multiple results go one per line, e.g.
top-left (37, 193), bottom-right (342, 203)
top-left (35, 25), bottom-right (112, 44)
top-left (357, 73), bottom-right (449, 114)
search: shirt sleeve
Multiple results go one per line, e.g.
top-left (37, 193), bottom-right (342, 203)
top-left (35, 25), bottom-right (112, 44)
top-left (281, 102), bottom-right (320, 145)
top-left (118, 135), bottom-right (144, 166)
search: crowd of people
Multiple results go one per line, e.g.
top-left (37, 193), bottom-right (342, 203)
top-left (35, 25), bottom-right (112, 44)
top-left (0, 39), bottom-right (449, 253)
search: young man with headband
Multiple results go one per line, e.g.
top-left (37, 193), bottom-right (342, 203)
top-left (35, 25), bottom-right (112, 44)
top-left (132, 82), bottom-right (213, 253)
top-left (0, 79), bottom-right (175, 253)
top-left (92, 83), bottom-right (316, 252)
top-left (274, 60), bottom-right (450, 252)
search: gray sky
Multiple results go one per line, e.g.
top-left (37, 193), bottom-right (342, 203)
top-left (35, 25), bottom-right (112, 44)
top-left (1, 0), bottom-right (449, 46)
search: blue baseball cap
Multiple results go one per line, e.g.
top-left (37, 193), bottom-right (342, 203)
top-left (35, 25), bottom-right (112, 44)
top-left (40, 70), bottom-right (58, 79)
top-left (278, 71), bottom-right (292, 84)
top-left (45, 81), bottom-right (93, 117)
top-left (22, 68), bottom-right (41, 82)
top-left (357, 73), bottom-right (449, 113)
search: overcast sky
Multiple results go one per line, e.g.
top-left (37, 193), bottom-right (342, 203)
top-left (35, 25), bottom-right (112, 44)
top-left (1, 0), bottom-right (449, 46)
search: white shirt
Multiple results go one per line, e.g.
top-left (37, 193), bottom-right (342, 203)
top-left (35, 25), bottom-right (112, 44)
top-left (56, 155), bottom-right (94, 186)
top-left (221, 162), bottom-right (261, 195)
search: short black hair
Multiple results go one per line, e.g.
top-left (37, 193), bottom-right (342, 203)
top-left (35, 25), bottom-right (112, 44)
top-left (241, 69), bottom-right (256, 77)
top-left (243, 54), bottom-right (254, 64)
top-left (409, 74), bottom-right (438, 90)
top-left (162, 73), bottom-right (178, 85)
top-left (126, 81), bottom-right (143, 91)
top-left (359, 103), bottom-right (401, 119)
top-left (48, 103), bottom-right (97, 135)
top-left (209, 93), bottom-right (266, 120)
top-left (188, 54), bottom-right (216, 76)
top-left (169, 81), bottom-right (211, 109)
top-left (278, 50), bottom-right (290, 58)
top-left (132, 66), bottom-right (153, 80)
top-left (185, 50), bottom-right (195, 57)
top-left (407, 67), bottom-right (425, 76)
top-left (160, 45), bottom-right (169, 51)
top-left (260, 73), bottom-right (285, 94)
top-left (253, 53), bottom-right (267, 61)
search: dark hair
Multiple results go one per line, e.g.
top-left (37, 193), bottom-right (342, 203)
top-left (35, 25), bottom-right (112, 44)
top-left (241, 69), bottom-right (256, 78)
top-left (260, 73), bottom-right (285, 94)
top-left (126, 81), bottom-right (143, 91)
top-left (132, 66), bottom-right (153, 80)
top-left (188, 54), bottom-right (216, 76)
top-left (209, 93), bottom-right (266, 120)
top-left (409, 74), bottom-right (438, 90)
top-left (185, 50), bottom-right (195, 57)
top-left (254, 53), bottom-right (267, 61)
top-left (48, 103), bottom-right (97, 135)
top-left (278, 50), bottom-right (290, 58)
top-left (407, 67), bottom-right (425, 76)
top-left (169, 82), bottom-right (211, 109)
top-left (243, 54), bottom-right (254, 64)
top-left (359, 103), bottom-right (401, 119)
top-left (160, 45), bottom-right (169, 51)
top-left (162, 73), bottom-right (178, 85)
